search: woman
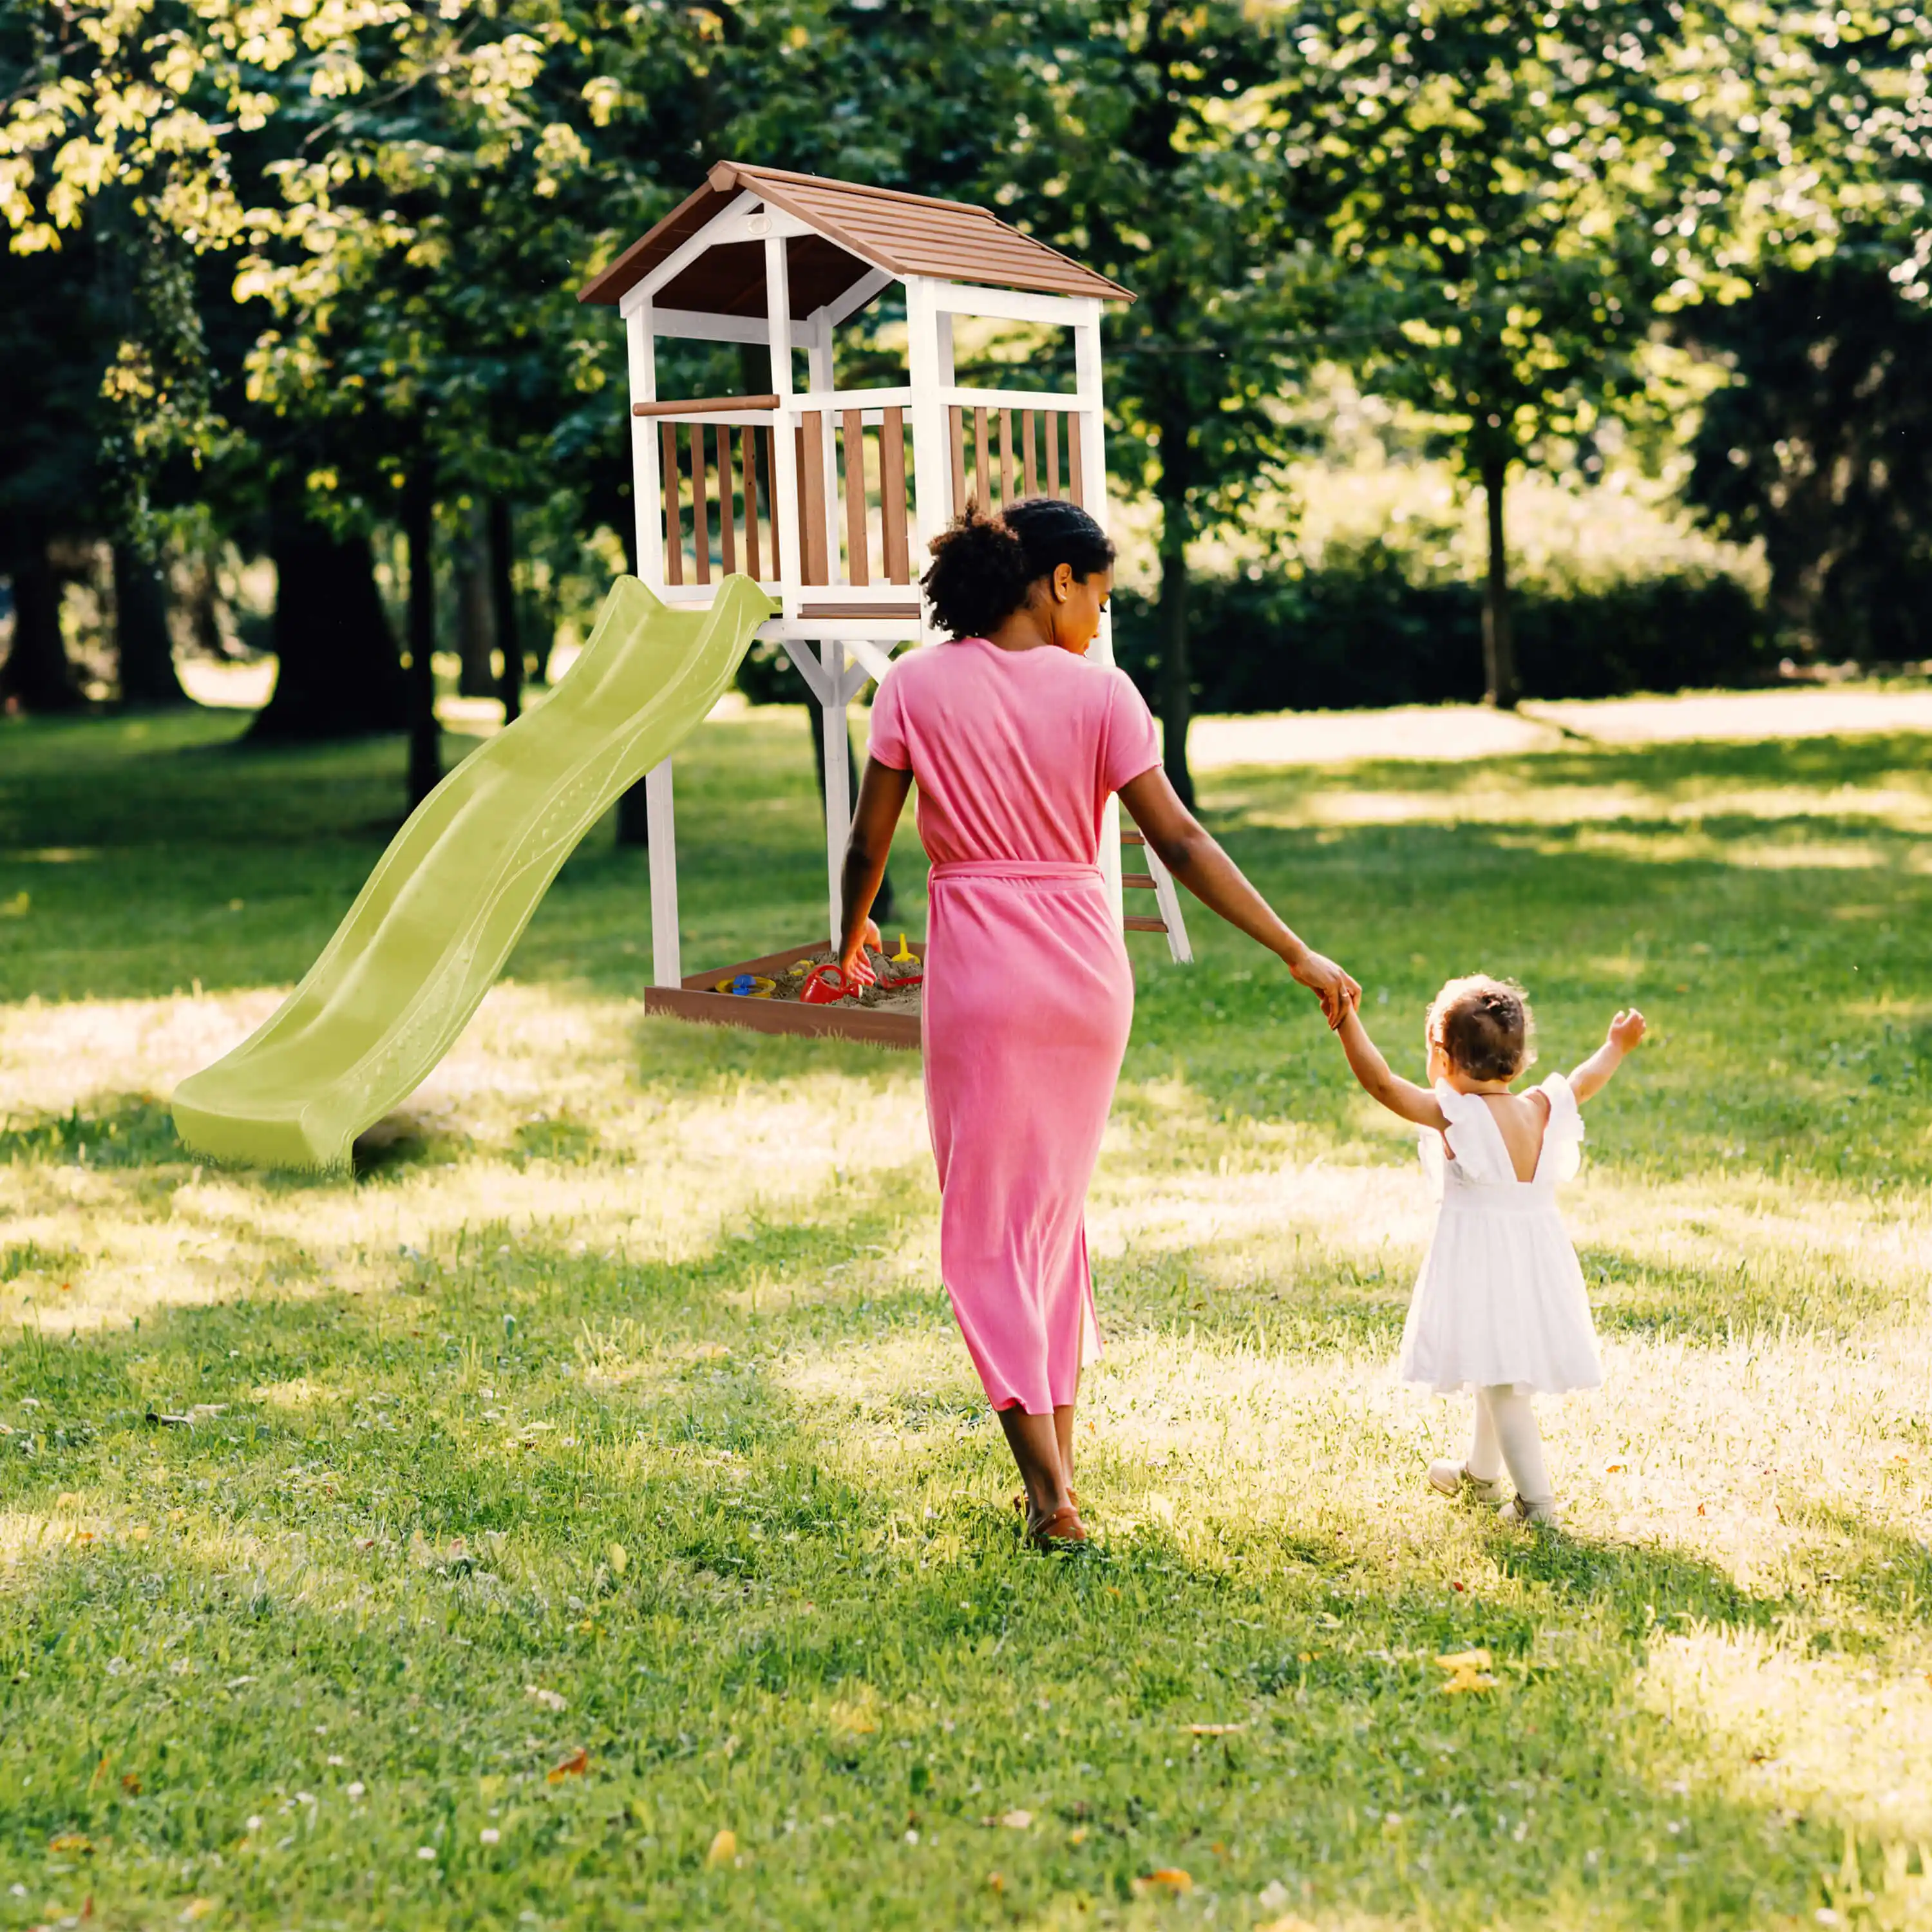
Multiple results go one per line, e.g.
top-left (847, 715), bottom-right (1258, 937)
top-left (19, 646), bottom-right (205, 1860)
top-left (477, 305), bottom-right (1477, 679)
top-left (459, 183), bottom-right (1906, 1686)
top-left (837, 501), bottom-right (1358, 1546)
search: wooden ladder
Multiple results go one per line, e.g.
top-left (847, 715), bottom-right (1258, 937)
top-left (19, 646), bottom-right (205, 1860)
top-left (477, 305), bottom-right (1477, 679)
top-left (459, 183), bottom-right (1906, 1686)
top-left (1121, 831), bottom-right (1193, 964)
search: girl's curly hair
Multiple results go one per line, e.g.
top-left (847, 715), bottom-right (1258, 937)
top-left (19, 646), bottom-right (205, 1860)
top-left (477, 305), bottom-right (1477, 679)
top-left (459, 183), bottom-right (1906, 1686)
top-left (1427, 974), bottom-right (1537, 1083)
top-left (920, 498), bottom-right (1115, 639)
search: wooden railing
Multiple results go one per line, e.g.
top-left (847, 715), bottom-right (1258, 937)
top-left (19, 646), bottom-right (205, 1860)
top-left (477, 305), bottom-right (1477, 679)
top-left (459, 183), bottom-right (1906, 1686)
top-left (947, 402), bottom-right (1086, 516)
top-left (639, 388), bottom-right (1089, 598)
top-left (795, 405), bottom-right (913, 590)
top-left (647, 414), bottom-right (784, 590)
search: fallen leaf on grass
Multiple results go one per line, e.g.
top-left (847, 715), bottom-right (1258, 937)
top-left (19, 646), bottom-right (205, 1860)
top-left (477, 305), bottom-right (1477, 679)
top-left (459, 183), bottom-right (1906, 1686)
top-left (526, 1685), bottom-right (567, 1712)
top-left (705, 1828), bottom-right (737, 1868)
top-left (1434, 1648), bottom-right (1498, 1695)
top-left (607, 1542), bottom-right (628, 1577)
top-left (546, 1748), bottom-right (589, 1783)
top-left (999, 1810), bottom-right (1032, 1830)
top-left (985, 1872), bottom-right (1005, 1893)
top-left (120, 1774), bottom-right (142, 1795)
top-left (1188, 1723), bottom-right (1245, 1736)
top-left (178, 1900), bottom-right (215, 1922)
top-left (1132, 1868), bottom-right (1193, 1897)
top-left (49, 1833), bottom-right (93, 1853)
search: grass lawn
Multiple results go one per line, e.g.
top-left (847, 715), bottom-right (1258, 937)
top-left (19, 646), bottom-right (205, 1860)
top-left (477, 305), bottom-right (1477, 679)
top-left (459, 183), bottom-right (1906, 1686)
top-left (2, 696), bottom-right (1930, 1930)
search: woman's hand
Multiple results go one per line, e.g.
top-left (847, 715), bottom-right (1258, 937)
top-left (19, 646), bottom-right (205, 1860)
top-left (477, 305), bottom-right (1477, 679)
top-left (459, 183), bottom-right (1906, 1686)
top-left (838, 918), bottom-right (882, 987)
top-left (1287, 948), bottom-right (1361, 1029)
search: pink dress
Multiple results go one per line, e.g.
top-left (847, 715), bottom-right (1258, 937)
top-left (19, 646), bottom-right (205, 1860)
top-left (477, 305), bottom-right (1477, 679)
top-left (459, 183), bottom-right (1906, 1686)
top-left (867, 637), bottom-right (1161, 1415)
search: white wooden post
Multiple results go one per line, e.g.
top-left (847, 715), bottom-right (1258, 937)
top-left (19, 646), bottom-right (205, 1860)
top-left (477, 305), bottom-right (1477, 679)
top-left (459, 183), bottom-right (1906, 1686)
top-left (806, 321), bottom-right (842, 582)
top-left (625, 298), bottom-right (663, 587)
top-left (1072, 298), bottom-right (1125, 928)
top-left (821, 639), bottom-right (851, 951)
top-left (627, 294), bottom-right (683, 988)
top-left (904, 278), bottom-right (951, 645)
top-left (645, 762), bottom-right (680, 988)
top-left (764, 232), bottom-right (800, 612)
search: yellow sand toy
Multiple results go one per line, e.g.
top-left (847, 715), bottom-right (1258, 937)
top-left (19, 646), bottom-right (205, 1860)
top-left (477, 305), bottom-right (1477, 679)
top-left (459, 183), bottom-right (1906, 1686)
top-left (172, 574), bottom-right (774, 1170)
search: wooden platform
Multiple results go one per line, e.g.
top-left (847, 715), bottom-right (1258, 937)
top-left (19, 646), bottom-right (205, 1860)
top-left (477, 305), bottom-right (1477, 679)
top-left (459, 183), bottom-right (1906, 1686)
top-left (643, 940), bottom-right (923, 1048)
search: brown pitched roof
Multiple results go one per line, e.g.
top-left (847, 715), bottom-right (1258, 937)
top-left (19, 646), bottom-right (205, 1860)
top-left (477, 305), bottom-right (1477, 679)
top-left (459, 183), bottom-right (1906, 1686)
top-left (578, 160), bottom-right (1133, 312)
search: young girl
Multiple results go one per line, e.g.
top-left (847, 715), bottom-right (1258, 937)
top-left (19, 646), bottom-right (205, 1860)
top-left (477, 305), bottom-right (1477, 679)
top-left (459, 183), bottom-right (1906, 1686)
top-left (1334, 975), bottom-right (1645, 1524)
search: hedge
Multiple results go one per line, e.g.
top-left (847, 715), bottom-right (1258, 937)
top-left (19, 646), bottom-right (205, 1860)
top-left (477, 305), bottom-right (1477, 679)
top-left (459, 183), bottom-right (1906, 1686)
top-left (1109, 549), bottom-right (1773, 714)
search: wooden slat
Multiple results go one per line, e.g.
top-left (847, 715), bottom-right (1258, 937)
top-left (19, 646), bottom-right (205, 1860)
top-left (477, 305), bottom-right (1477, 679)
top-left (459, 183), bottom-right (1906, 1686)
top-left (1122, 872), bottom-right (1158, 890)
top-left (798, 599), bottom-right (922, 620)
top-left (1021, 411), bottom-right (1039, 498)
top-left (1124, 915), bottom-right (1168, 933)
top-left (842, 409), bottom-right (869, 587)
top-left (1045, 411), bottom-right (1061, 498)
top-left (880, 408), bottom-right (909, 583)
top-left (660, 422), bottom-right (683, 587)
top-left (691, 424), bottom-right (711, 585)
top-left (742, 427), bottom-right (761, 579)
top-left (761, 435), bottom-right (777, 583)
top-left (972, 406), bottom-right (990, 510)
top-left (1067, 416), bottom-right (1086, 508)
top-left (632, 392), bottom-right (781, 418)
top-left (719, 426), bottom-right (737, 578)
top-left (799, 413), bottom-right (829, 585)
top-left (949, 406), bottom-right (967, 517)
top-left (999, 408), bottom-right (1016, 507)
top-left (1122, 829), bottom-right (1146, 845)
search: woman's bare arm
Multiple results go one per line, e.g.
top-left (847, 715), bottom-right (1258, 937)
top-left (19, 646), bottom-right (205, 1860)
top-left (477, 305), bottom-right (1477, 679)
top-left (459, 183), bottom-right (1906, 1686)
top-left (1116, 765), bottom-right (1360, 1026)
top-left (1336, 1003), bottom-right (1449, 1130)
top-left (837, 757), bottom-right (914, 982)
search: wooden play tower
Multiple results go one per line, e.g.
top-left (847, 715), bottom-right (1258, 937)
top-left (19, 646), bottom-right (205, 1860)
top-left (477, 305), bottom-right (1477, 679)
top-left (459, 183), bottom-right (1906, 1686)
top-left (580, 159), bottom-right (1191, 1043)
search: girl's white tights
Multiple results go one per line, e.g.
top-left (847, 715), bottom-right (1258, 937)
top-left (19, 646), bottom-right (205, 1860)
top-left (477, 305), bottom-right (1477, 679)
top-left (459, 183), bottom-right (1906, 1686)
top-left (1466, 1385), bottom-right (1553, 1507)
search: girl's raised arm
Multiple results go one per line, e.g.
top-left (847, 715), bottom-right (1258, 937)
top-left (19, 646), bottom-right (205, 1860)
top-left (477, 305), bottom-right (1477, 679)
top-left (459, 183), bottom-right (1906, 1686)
top-left (1336, 1001), bottom-right (1448, 1130)
top-left (1568, 1008), bottom-right (1647, 1104)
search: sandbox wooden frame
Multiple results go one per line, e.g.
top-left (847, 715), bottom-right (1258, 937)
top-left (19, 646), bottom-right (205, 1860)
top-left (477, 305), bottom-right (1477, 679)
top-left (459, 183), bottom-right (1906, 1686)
top-left (582, 160), bottom-right (1190, 1046)
top-left (642, 939), bottom-right (923, 1049)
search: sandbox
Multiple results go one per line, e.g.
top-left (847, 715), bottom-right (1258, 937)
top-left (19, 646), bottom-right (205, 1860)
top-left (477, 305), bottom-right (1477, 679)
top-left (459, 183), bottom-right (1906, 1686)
top-left (643, 938), bottom-right (925, 1048)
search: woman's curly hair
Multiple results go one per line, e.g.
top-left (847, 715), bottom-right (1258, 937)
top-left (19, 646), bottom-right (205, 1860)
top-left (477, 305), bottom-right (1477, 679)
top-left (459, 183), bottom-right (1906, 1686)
top-left (1426, 974), bottom-right (1537, 1083)
top-left (920, 498), bottom-right (1116, 639)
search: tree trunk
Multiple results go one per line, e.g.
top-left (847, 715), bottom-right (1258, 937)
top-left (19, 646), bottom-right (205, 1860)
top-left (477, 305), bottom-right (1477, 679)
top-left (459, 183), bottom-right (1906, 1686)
top-left (1, 537), bottom-right (82, 712)
top-left (251, 502), bottom-right (408, 741)
top-left (811, 697), bottom-right (893, 924)
top-left (1155, 422), bottom-right (1195, 808)
top-left (489, 497), bottom-right (522, 725)
top-left (113, 542), bottom-right (191, 708)
top-left (455, 501), bottom-right (497, 698)
top-left (1480, 452), bottom-right (1519, 710)
top-left (404, 475), bottom-right (442, 806)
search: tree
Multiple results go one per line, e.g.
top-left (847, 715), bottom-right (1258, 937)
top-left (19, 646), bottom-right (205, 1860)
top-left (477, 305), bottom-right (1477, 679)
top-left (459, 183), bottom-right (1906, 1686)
top-left (1009, 1), bottom-right (1316, 804)
top-left (1685, 257), bottom-right (1932, 661)
top-left (1274, 2), bottom-right (1777, 707)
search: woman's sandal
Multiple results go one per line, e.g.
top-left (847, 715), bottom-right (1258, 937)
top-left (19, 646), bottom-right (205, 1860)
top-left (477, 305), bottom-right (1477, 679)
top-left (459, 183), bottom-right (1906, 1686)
top-left (1025, 1502), bottom-right (1088, 1549)
top-left (1012, 1487), bottom-right (1078, 1517)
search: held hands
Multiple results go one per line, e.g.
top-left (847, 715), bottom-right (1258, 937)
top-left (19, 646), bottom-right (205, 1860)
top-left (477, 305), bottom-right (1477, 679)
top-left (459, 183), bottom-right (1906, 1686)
top-left (1607, 1007), bottom-right (1647, 1054)
top-left (837, 918), bottom-right (884, 989)
top-left (1289, 949), bottom-right (1362, 1030)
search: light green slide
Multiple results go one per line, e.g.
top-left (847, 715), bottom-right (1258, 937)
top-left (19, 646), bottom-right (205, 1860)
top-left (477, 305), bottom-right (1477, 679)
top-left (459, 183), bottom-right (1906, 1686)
top-left (173, 574), bottom-right (775, 1171)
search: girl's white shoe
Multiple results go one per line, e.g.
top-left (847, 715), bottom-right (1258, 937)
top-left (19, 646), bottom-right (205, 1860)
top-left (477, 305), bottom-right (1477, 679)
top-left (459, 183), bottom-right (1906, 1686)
top-left (1427, 1460), bottom-right (1510, 1507)
top-left (1500, 1493), bottom-right (1560, 1527)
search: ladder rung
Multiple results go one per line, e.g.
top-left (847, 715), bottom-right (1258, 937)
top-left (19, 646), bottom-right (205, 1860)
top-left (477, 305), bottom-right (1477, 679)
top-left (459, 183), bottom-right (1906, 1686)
top-left (1122, 830), bottom-right (1146, 846)
top-left (1123, 915), bottom-right (1168, 933)
top-left (1122, 872), bottom-right (1157, 890)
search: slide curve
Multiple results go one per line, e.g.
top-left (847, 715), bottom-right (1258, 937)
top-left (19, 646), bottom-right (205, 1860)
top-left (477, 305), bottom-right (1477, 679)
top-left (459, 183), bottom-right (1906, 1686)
top-left (173, 574), bottom-right (775, 1171)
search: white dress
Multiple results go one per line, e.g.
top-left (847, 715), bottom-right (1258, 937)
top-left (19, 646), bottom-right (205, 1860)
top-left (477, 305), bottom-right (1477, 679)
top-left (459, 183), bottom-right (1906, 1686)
top-left (1396, 1072), bottom-right (1604, 1396)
